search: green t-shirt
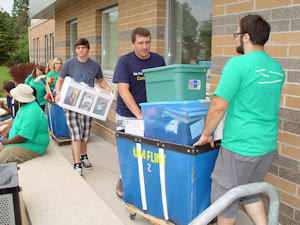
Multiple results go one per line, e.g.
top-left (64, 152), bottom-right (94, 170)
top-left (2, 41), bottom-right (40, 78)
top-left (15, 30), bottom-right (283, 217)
top-left (5, 101), bottom-right (49, 154)
top-left (24, 74), bottom-right (46, 106)
top-left (214, 51), bottom-right (285, 156)
top-left (46, 71), bottom-right (59, 90)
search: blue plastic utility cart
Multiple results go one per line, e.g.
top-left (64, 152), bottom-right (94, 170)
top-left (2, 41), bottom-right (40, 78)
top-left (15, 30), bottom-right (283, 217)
top-left (45, 99), bottom-right (70, 144)
top-left (116, 131), bottom-right (220, 225)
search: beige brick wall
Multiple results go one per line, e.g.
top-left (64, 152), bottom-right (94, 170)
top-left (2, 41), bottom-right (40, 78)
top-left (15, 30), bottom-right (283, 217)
top-left (53, 0), bottom-right (165, 62)
top-left (211, 1), bottom-right (300, 224)
top-left (118, 0), bottom-right (166, 56)
top-left (29, 19), bottom-right (55, 65)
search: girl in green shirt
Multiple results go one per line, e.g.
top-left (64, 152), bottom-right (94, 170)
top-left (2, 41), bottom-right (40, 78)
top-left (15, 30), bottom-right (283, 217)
top-left (46, 57), bottom-right (63, 93)
top-left (24, 65), bottom-right (46, 110)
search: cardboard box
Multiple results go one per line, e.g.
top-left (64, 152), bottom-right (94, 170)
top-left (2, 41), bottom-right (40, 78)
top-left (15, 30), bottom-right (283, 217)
top-left (59, 77), bottom-right (113, 121)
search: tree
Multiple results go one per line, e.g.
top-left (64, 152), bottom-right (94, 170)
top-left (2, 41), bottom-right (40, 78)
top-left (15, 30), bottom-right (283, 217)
top-left (197, 18), bottom-right (212, 61)
top-left (12, 0), bottom-right (29, 37)
top-left (0, 9), bottom-right (15, 64)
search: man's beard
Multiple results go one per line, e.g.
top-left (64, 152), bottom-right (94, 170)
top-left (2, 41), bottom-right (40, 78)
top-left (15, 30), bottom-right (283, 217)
top-left (236, 38), bottom-right (244, 54)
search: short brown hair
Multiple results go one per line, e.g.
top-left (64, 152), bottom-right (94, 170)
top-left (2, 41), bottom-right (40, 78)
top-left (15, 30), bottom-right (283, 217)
top-left (74, 38), bottom-right (90, 49)
top-left (2, 81), bottom-right (16, 93)
top-left (240, 14), bottom-right (270, 46)
top-left (131, 27), bottom-right (151, 43)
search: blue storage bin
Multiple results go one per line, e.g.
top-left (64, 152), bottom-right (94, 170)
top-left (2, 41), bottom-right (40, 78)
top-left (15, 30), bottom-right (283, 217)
top-left (116, 132), bottom-right (219, 225)
top-left (140, 100), bottom-right (210, 146)
top-left (45, 99), bottom-right (70, 138)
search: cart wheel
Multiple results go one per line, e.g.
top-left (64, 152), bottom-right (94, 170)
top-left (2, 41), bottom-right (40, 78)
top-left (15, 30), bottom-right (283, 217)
top-left (129, 213), bottom-right (136, 220)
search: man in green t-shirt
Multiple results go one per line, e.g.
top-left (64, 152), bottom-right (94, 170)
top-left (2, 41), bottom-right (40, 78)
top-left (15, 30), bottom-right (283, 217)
top-left (0, 84), bottom-right (49, 163)
top-left (194, 15), bottom-right (284, 225)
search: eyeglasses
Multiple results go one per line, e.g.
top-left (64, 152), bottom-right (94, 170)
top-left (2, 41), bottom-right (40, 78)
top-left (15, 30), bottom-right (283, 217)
top-left (233, 32), bottom-right (244, 38)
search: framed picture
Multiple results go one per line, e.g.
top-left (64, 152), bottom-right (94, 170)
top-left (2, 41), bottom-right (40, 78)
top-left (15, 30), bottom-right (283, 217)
top-left (93, 98), bottom-right (110, 116)
top-left (79, 92), bottom-right (95, 111)
top-left (64, 87), bottom-right (81, 107)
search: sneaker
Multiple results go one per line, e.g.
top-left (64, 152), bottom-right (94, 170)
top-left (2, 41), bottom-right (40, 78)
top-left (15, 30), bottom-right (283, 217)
top-left (80, 154), bottom-right (92, 169)
top-left (74, 163), bottom-right (83, 176)
top-left (116, 178), bottom-right (124, 199)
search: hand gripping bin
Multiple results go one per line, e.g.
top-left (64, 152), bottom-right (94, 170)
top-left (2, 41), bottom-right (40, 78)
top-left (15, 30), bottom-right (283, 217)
top-left (0, 163), bottom-right (21, 225)
top-left (140, 100), bottom-right (210, 146)
top-left (116, 132), bottom-right (220, 225)
top-left (45, 99), bottom-right (70, 138)
top-left (143, 64), bottom-right (208, 102)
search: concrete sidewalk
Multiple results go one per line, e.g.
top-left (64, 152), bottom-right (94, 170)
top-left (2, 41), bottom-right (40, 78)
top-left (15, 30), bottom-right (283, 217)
top-left (55, 131), bottom-right (254, 225)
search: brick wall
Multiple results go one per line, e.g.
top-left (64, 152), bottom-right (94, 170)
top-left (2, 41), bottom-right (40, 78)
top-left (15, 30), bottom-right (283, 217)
top-left (29, 19), bottom-right (55, 65)
top-left (54, 0), bottom-right (166, 62)
top-left (211, 0), bottom-right (300, 224)
top-left (118, 0), bottom-right (166, 56)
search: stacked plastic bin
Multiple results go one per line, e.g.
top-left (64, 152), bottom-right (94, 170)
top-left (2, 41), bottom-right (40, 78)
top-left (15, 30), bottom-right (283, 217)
top-left (116, 64), bottom-right (219, 225)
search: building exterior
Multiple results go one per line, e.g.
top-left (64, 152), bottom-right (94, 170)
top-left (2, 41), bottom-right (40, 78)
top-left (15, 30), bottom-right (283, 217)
top-left (29, 1), bottom-right (300, 224)
top-left (29, 19), bottom-right (55, 66)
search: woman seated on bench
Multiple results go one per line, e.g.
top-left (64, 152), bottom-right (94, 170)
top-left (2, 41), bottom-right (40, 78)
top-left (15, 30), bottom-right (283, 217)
top-left (0, 84), bottom-right (49, 164)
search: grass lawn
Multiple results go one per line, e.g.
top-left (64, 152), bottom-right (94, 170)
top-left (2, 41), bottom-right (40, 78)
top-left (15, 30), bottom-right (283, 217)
top-left (0, 66), bottom-right (12, 97)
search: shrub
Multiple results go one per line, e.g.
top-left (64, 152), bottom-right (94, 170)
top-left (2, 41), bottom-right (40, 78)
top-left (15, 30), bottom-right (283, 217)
top-left (9, 63), bottom-right (35, 83)
top-left (11, 35), bottom-right (29, 65)
top-left (5, 61), bottom-right (14, 68)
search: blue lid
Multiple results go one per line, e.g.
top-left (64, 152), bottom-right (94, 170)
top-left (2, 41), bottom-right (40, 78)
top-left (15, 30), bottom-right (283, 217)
top-left (140, 100), bottom-right (210, 118)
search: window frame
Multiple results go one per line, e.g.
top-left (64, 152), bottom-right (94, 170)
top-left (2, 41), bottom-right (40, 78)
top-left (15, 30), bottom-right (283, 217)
top-left (50, 34), bottom-right (54, 60)
top-left (33, 39), bottom-right (36, 63)
top-left (45, 35), bottom-right (49, 64)
top-left (37, 38), bottom-right (40, 64)
top-left (70, 20), bottom-right (78, 58)
top-left (101, 6), bottom-right (118, 80)
top-left (165, 0), bottom-right (212, 96)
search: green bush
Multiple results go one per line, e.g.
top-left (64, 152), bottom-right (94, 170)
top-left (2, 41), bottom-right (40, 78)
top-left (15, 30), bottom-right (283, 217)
top-left (0, 66), bottom-right (12, 97)
top-left (11, 34), bottom-right (29, 64)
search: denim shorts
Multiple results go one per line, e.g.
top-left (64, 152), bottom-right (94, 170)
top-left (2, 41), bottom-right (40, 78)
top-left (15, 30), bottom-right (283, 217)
top-left (210, 146), bottom-right (278, 218)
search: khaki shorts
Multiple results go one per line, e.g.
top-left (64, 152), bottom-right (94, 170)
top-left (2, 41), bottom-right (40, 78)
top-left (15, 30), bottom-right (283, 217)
top-left (0, 143), bottom-right (41, 164)
top-left (211, 146), bottom-right (278, 218)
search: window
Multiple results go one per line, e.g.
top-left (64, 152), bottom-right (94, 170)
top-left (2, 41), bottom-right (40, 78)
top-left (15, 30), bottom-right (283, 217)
top-left (45, 35), bottom-right (49, 64)
top-left (37, 38), bottom-right (40, 64)
top-left (167, 0), bottom-right (212, 65)
top-left (33, 39), bottom-right (36, 63)
top-left (70, 20), bottom-right (77, 58)
top-left (50, 34), bottom-right (54, 59)
top-left (102, 7), bottom-right (118, 75)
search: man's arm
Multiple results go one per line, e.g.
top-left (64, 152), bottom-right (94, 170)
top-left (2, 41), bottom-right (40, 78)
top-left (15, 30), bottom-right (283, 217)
top-left (1, 135), bottom-right (27, 145)
top-left (97, 78), bottom-right (113, 94)
top-left (193, 95), bottom-right (229, 147)
top-left (118, 83), bottom-right (143, 119)
top-left (54, 77), bottom-right (64, 104)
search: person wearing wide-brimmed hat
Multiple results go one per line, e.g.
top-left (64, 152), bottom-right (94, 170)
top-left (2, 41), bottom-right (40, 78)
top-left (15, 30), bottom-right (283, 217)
top-left (0, 84), bottom-right (49, 164)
